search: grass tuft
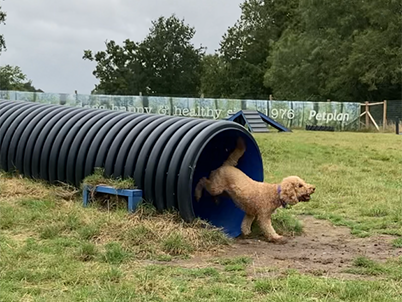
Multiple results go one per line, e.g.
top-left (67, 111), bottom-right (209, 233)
top-left (76, 242), bottom-right (99, 262)
top-left (353, 256), bottom-right (380, 269)
top-left (212, 256), bottom-right (252, 266)
top-left (344, 256), bottom-right (402, 279)
top-left (272, 209), bottom-right (304, 236)
top-left (254, 279), bottom-right (283, 293)
top-left (361, 206), bottom-right (389, 217)
top-left (39, 225), bottom-right (61, 239)
top-left (101, 267), bottom-right (124, 283)
top-left (392, 237), bottom-right (402, 248)
top-left (162, 233), bottom-right (194, 256)
top-left (82, 167), bottom-right (136, 190)
top-left (101, 242), bottom-right (131, 264)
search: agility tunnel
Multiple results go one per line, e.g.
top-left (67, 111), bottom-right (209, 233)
top-left (0, 100), bottom-right (264, 237)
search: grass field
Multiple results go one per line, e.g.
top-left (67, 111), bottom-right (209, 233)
top-left (0, 130), bottom-right (401, 301)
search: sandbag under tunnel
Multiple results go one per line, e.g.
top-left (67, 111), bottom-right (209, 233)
top-left (0, 100), bottom-right (264, 238)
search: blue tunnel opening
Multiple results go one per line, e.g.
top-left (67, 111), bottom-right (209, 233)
top-left (191, 130), bottom-right (264, 238)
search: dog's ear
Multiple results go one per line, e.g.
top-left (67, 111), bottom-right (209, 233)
top-left (280, 178), bottom-right (299, 204)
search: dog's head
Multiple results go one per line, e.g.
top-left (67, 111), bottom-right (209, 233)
top-left (279, 176), bottom-right (315, 206)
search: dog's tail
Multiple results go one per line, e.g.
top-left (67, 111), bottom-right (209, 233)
top-left (222, 137), bottom-right (246, 167)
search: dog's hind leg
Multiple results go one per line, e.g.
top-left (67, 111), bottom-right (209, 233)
top-left (241, 214), bottom-right (255, 236)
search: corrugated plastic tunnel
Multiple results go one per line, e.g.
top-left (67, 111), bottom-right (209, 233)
top-left (0, 100), bottom-right (264, 237)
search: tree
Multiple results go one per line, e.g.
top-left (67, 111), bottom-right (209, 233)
top-left (0, 4), bottom-right (6, 54)
top-left (0, 65), bottom-right (42, 92)
top-left (212, 0), bottom-right (299, 99)
top-left (84, 15), bottom-right (204, 96)
top-left (264, 0), bottom-right (402, 102)
top-left (199, 54), bottom-right (226, 98)
top-left (341, 0), bottom-right (402, 102)
top-left (138, 15), bottom-right (204, 96)
top-left (264, 0), bottom-right (367, 101)
top-left (83, 39), bottom-right (143, 95)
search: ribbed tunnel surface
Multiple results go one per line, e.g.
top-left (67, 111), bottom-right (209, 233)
top-left (0, 100), bottom-right (264, 237)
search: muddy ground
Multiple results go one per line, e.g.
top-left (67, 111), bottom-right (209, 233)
top-left (172, 216), bottom-right (402, 279)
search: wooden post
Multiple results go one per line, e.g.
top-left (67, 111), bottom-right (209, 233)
top-left (269, 94), bottom-right (273, 100)
top-left (383, 100), bottom-right (387, 130)
top-left (365, 101), bottom-right (369, 129)
top-left (367, 111), bottom-right (380, 131)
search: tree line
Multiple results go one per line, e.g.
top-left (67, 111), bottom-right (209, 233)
top-left (1, 1), bottom-right (401, 101)
top-left (84, 0), bottom-right (401, 102)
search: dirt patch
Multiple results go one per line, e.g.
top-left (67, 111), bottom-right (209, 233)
top-left (170, 216), bottom-right (402, 279)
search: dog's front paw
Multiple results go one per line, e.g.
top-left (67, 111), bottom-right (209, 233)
top-left (270, 236), bottom-right (288, 245)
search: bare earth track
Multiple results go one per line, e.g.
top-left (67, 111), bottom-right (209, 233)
top-left (172, 216), bottom-right (402, 279)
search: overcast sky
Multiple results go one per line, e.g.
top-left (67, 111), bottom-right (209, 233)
top-left (1, 0), bottom-right (243, 94)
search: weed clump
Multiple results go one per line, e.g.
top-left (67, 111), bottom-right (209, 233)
top-left (82, 167), bottom-right (136, 190)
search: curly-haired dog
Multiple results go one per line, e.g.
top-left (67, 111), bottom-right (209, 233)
top-left (195, 137), bottom-right (315, 243)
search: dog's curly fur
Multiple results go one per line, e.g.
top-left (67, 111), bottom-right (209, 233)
top-left (195, 137), bottom-right (315, 244)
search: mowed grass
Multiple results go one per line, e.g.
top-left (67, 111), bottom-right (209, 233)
top-left (0, 130), bottom-right (401, 301)
top-left (255, 130), bottom-right (402, 238)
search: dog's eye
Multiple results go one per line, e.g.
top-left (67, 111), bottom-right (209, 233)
top-left (298, 184), bottom-right (303, 188)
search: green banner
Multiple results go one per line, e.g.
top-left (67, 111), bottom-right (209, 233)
top-left (0, 91), bottom-right (360, 130)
